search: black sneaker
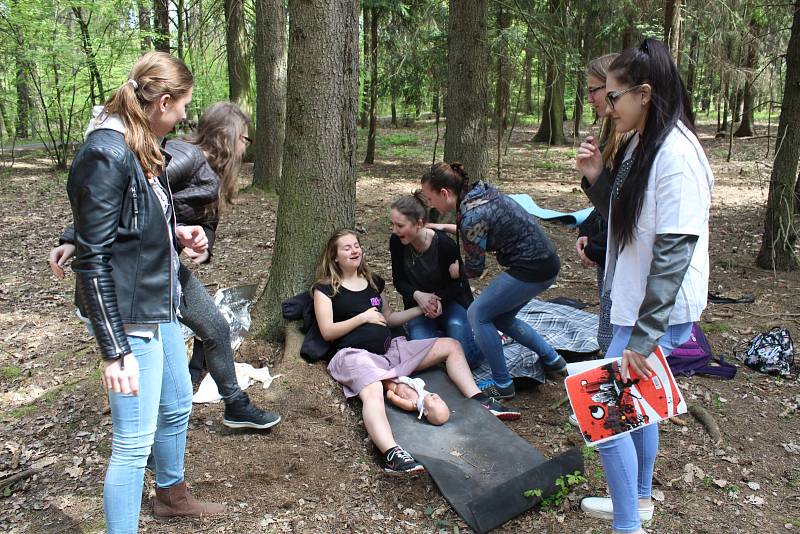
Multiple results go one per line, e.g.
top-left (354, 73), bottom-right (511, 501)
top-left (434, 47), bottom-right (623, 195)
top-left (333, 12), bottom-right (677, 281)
top-left (543, 355), bottom-right (567, 375)
top-left (481, 381), bottom-right (516, 400)
top-left (479, 397), bottom-right (521, 421)
top-left (383, 446), bottom-right (425, 475)
top-left (223, 393), bottom-right (281, 430)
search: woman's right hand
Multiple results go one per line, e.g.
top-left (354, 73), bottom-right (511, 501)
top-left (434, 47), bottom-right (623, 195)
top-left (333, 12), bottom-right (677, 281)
top-left (576, 136), bottom-right (603, 184)
top-left (360, 307), bottom-right (387, 326)
top-left (575, 236), bottom-right (596, 268)
top-left (48, 243), bottom-right (76, 278)
top-left (101, 353), bottom-right (139, 395)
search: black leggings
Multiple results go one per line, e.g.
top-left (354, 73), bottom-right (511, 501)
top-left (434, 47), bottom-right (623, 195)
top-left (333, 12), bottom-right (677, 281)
top-left (178, 264), bottom-right (243, 403)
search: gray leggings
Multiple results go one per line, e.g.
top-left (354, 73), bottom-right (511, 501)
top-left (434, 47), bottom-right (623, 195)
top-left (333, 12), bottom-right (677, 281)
top-left (178, 264), bottom-right (243, 403)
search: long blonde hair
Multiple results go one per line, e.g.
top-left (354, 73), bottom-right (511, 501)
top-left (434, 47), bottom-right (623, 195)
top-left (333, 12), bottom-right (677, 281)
top-left (587, 53), bottom-right (623, 167)
top-left (100, 52), bottom-right (194, 178)
top-left (313, 230), bottom-right (379, 297)
top-left (184, 102), bottom-right (250, 209)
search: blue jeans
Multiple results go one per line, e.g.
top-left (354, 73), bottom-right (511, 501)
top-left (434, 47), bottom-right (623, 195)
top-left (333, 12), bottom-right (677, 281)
top-left (104, 320), bottom-right (193, 534)
top-left (466, 272), bottom-right (560, 387)
top-left (598, 322), bottom-right (692, 533)
top-left (405, 301), bottom-right (482, 368)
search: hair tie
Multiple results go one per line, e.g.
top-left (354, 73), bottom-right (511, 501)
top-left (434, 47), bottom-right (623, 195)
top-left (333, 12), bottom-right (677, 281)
top-left (127, 79), bottom-right (139, 90)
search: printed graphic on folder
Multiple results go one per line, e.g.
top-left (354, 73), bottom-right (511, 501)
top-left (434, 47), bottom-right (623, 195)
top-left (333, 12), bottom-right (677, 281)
top-left (564, 347), bottom-right (687, 445)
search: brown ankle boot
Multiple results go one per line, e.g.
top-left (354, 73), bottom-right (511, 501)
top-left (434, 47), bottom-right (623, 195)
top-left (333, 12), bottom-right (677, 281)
top-left (152, 480), bottom-right (226, 518)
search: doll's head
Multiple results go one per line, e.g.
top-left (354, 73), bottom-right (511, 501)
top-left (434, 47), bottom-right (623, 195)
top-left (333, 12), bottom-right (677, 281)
top-left (423, 393), bottom-right (450, 425)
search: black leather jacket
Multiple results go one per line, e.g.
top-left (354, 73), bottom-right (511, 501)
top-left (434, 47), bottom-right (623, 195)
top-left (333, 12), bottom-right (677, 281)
top-left (165, 139), bottom-right (221, 256)
top-left (67, 129), bottom-right (178, 360)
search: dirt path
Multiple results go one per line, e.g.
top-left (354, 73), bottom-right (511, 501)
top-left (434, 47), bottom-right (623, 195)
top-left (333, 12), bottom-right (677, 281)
top-left (1, 124), bottom-right (799, 533)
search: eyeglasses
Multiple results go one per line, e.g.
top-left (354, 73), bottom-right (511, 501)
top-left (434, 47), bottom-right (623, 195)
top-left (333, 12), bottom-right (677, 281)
top-left (605, 84), bottom-right (645, 111)
top-left (241, 135), bottom-right (253, 146)
top-left (587, 84), bottom-right (605, 96)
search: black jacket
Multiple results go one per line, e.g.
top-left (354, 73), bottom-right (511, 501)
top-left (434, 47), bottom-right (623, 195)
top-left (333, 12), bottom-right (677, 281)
top-left (165, 139), bottom-right (221, 258)
top-left (62, 138), bottom-right (221, 259)
top-left (67, 129), bottom-right (178, 360)
top-left (577, 209), bottom-right (607, 267)
top-left (389, 231), bottom-right (473, 310)
top-left (281, 291), bottom-right (333, 362)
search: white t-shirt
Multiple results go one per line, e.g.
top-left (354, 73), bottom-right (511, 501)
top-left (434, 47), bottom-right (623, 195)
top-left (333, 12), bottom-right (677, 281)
top-left (608, 121), bottom-right (713, 326)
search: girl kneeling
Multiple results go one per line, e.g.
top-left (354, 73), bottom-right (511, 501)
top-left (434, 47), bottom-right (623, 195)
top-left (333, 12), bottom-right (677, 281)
top-left (313, 230), bottom-right (519, 475)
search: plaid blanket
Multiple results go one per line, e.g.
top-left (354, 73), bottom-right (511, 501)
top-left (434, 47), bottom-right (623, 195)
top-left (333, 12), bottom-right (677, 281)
top-left (472, 299), bottom-right (600, 385)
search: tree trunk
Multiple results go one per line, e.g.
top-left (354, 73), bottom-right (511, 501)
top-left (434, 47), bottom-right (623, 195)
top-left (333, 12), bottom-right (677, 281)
top-left (225, 0), bottom-right (252, 115)
top-left (153, 0), bottom-right (169, 52)
top-left (72, 7), bottom-right (105, 106)
top-left (364, 7), bottom-right (378, 164)
top-left (523, 26), bottom-right (533, 115)
top-left (137, 0), bottom-right (152, 51)
top-left (256, 0), bottom-right (359, 341)
top-left (735, 17), bottom-right (760, 137)
top-left (664, 0), bottom-right (681, 65)
top-left (252, 0), bottom-right (287, 192)
top-left (533, 0), bottom-right (567, 145)
top-left (686, 31), bottom-right (698, 113)
top-left (494, 3), bottom-right (511, 134)
top-left (176, 0), bottom-right (185, 60)
top-left (359, 8), bottom-right (370, 129)
top-left (14, 52), bottom-right (30, 139)
top-left (444, 0), bottom-right (488, 179)
top-left (756, 0), bottom-right (800, 271)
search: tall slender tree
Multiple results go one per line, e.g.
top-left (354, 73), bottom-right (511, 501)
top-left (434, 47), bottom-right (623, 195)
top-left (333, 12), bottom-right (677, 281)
top-left (153, 0), bottom-right (169, 52)
top-left (533, 0), bottom-right (568, 145)
top-left (364, 5), bottom-right (379, 164)
top-left (664, 0), bottom-right (681, 64)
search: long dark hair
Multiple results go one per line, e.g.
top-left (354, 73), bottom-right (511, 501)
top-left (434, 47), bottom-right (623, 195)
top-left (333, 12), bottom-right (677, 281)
top-left (609, 38), bottom-right (695, 248)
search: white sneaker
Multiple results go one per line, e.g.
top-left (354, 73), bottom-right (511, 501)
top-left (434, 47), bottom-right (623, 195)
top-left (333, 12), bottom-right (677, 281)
top-left (580, 496), bottom-right (654, 522)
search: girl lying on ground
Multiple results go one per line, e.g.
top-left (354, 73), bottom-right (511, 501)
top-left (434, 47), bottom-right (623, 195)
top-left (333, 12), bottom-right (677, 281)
top-left (313, 230), bottom-right (520, 475)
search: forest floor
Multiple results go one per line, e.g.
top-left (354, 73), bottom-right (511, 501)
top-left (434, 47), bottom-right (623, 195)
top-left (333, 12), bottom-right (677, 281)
top-left (1, 119), bottom-right (799, 534)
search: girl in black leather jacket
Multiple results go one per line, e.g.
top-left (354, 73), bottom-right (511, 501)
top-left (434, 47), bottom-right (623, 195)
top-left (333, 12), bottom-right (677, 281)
top-left (51, 102), bottom-right (280, 431)
top-left (63, 52), bottom-right (224, 532)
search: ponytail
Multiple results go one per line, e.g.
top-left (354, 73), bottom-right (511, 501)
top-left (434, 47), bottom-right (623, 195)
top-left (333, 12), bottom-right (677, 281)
top-left (421, 161), bottom-right (470, 201)
top-left (100, 52), bottom-right (194, 178)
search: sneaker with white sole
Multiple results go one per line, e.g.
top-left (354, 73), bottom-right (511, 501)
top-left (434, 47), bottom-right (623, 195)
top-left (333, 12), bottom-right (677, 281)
top-left (478, 397), bottom-right (521, 421)
top-left (383, 446), bottom-right (425, 475)
top-left (568, 413), bottom-right (579, 427)
top-left (580, 496), bottom-right (654, 522)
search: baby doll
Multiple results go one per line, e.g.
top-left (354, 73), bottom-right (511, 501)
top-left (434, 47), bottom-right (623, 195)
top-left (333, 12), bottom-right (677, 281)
top-left (384, 376), bottom-right (450, 425)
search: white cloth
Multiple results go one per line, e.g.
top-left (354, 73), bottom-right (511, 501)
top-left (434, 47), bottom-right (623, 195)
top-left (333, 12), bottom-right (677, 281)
top-left (608, 122), bottom-right (713, 327)
top-left (396, 376), bottom-right (431, 419)
top-left (192, 362), bottom-right (281, 404)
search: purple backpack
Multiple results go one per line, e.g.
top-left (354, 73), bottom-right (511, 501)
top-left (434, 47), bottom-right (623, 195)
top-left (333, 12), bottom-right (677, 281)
top-left (667, 323), bottom-right (737, 379)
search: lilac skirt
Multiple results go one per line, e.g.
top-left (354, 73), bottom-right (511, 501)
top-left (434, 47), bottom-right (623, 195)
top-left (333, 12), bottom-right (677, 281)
top-left (327, 336), bottom-right (437, 398)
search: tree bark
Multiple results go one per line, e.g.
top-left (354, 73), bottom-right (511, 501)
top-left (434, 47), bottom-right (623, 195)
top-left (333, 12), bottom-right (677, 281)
top-left (735, 17), bottom-right (760, 137)
top-left (176, 0), bottom-right (185, 60)
top-left (14, 48), bottom-right (31, 139)
top-left (359, 8), bottom-right (370, 129)
top-left (445, 0), bottom-right (489, 178)
top-left (494, 3), bottom-right (511, 134)
top-left (252, 0), bottom-right (287, 192)
top-left (153, 0), bottom-right (169, 52)
top-left (225, 0), bottom-right (252, 115)
top-left (364, 7), bottom-right (378, 164)
top-left (664, 0), bottom-right (681, 65)
top-left (256, 0), bottom-right (359, 340)
top-left (686, 31), bottom-right (698, 113)
top-left (756, 0), bottom-right (800, 271)
top-left (533, 0), bottom-right (567, 145)
top-left (523, 25), bottom-right (533, 115)
top-left (137, 0), bottom-right (152, 51)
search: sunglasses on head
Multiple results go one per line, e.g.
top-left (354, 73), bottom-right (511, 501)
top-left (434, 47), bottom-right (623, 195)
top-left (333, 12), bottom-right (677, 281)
top-left (241, 135), bottom-right (253, 146)
top-left (605, 84), bottom-right (646, 111)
